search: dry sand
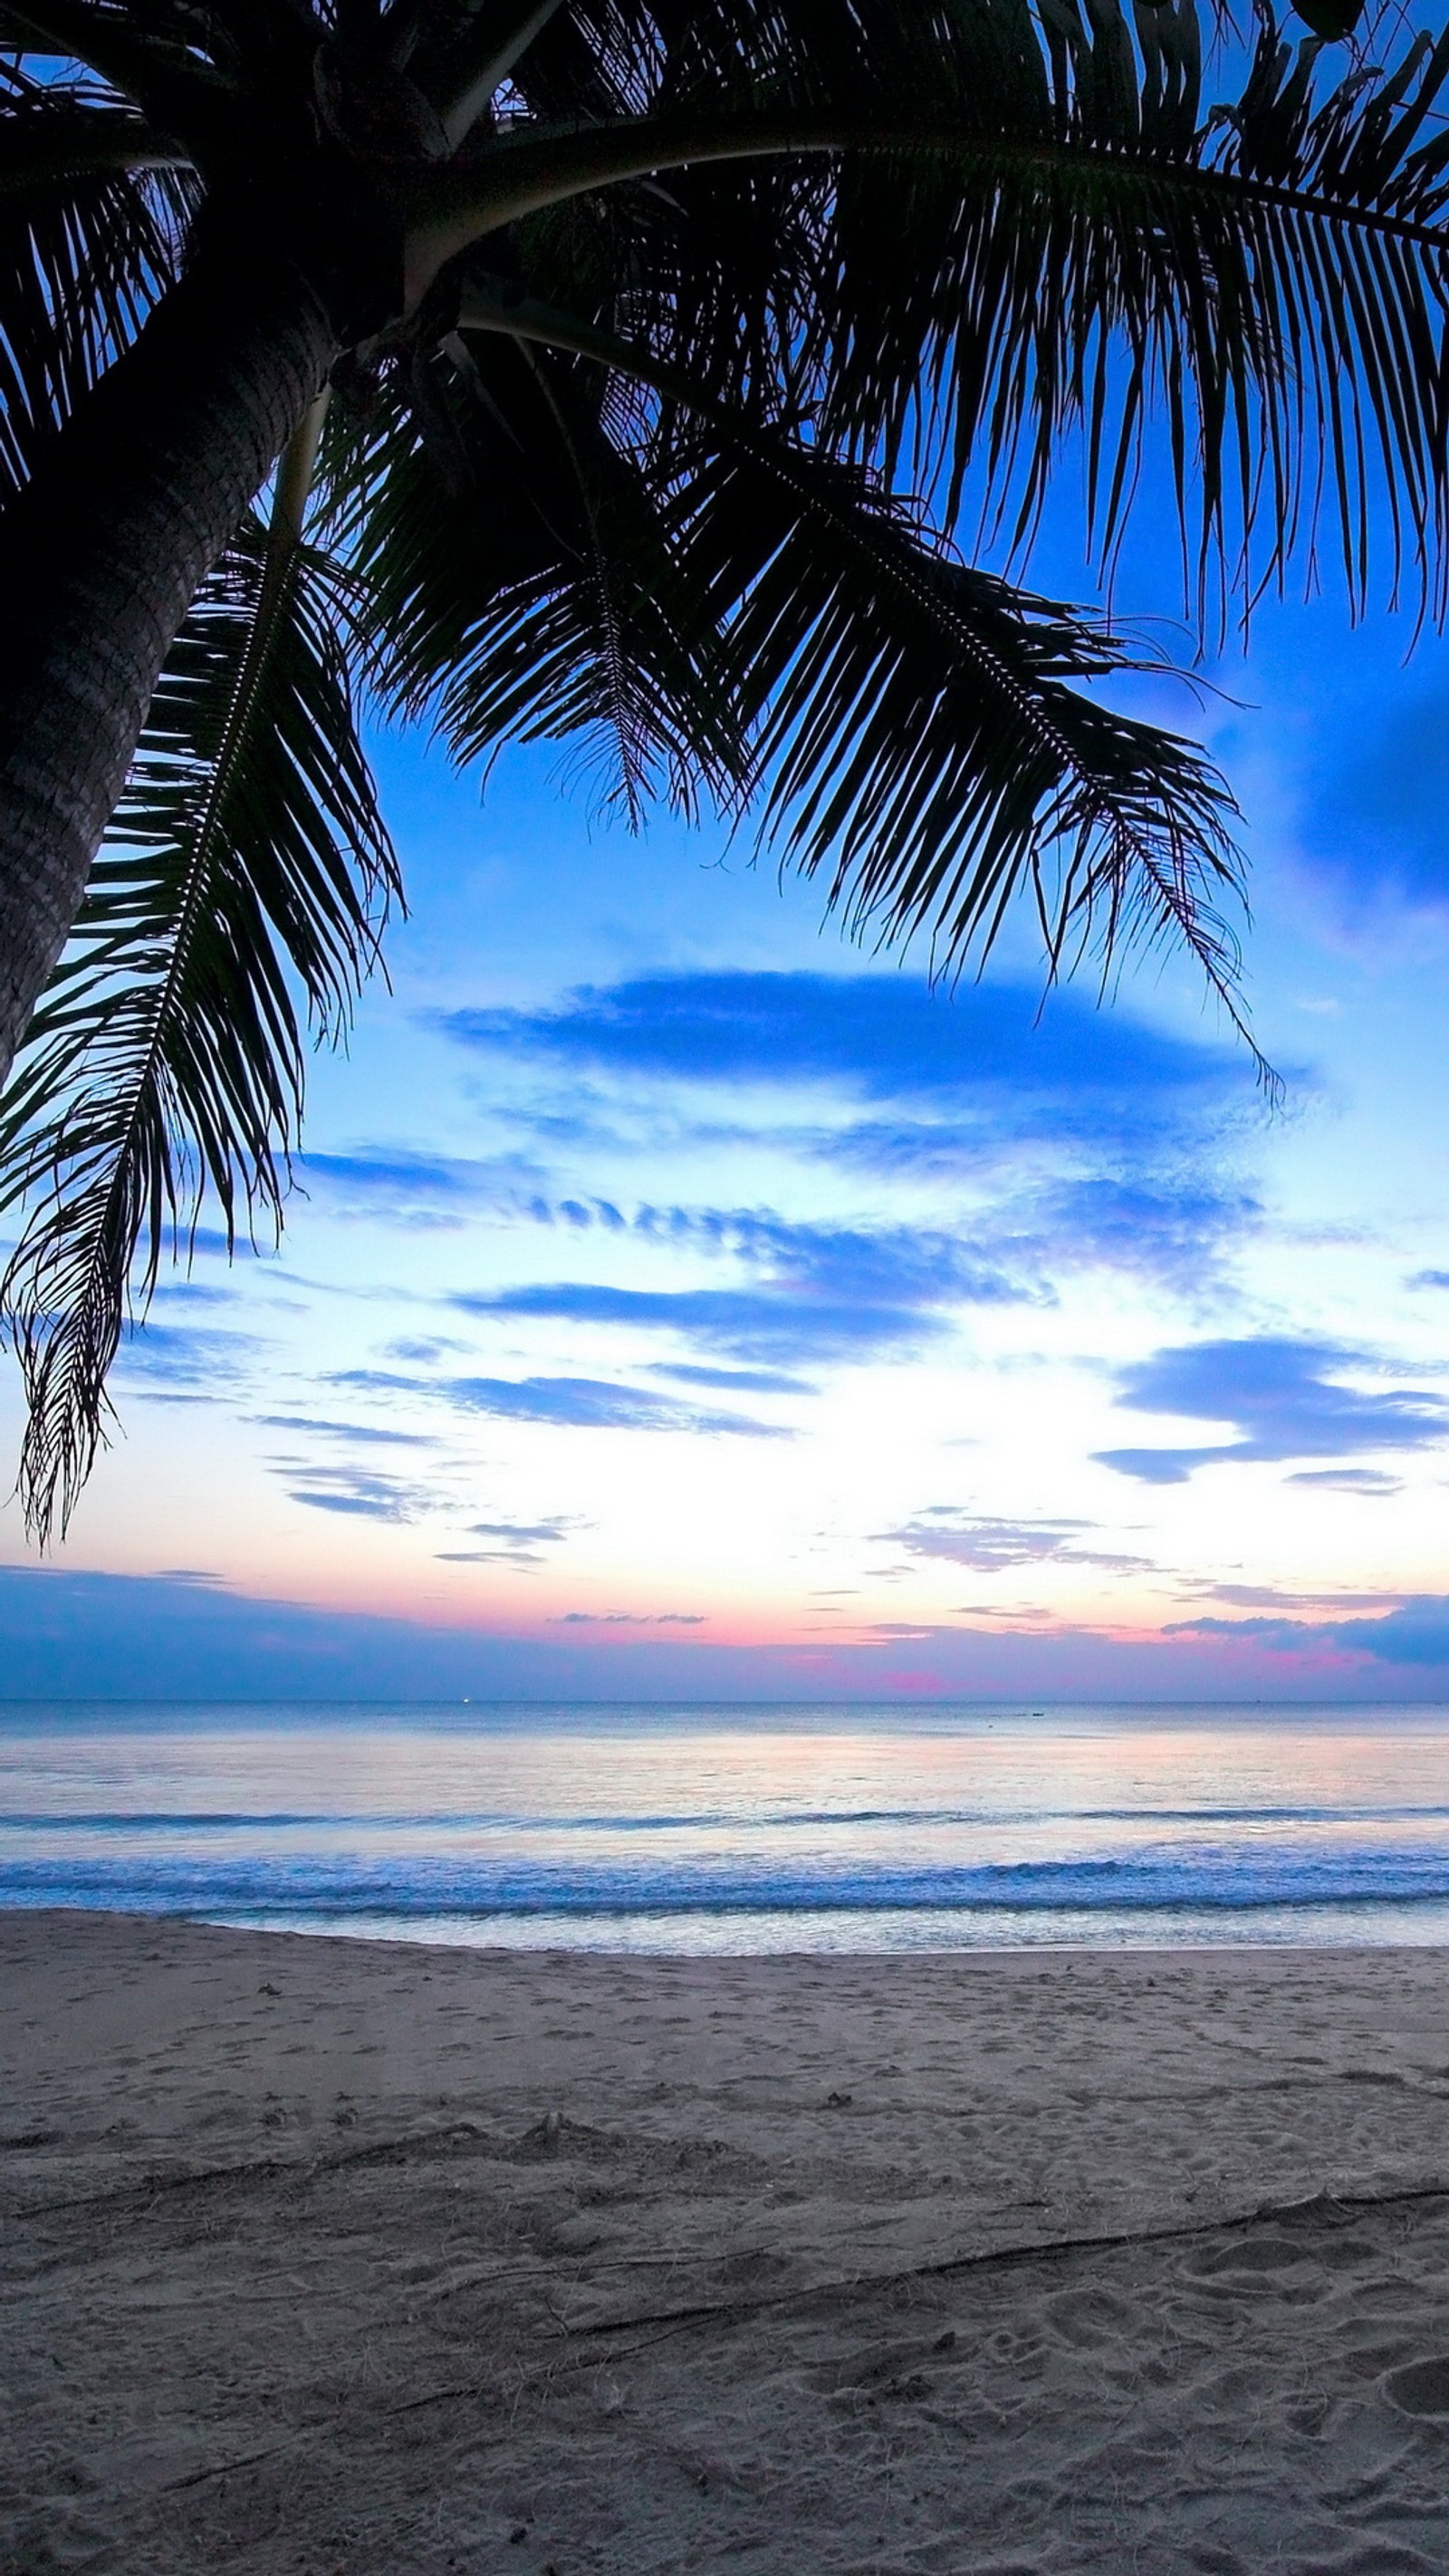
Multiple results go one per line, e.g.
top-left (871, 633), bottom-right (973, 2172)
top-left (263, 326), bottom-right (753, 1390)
top-left (7, 1914), bottom-right (1449, 2572)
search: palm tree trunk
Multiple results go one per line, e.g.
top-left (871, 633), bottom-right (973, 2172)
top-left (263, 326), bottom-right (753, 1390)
top-left (0, 210), bottom-right (348, 1085)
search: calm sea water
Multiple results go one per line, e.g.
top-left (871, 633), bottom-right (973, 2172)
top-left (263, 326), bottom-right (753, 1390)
top-left (6, 1701), bottom-right (1449, 1953)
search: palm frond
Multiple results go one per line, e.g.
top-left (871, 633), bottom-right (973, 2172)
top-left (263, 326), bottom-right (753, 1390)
top-left (760, 499), bottom-right (1243, 1060)
top-left (414, 3), bottom-right (1449, 626)
top-left (807, 8), bottom-right (1449, 620)
top-left (329, 336), bottom-right (748, 820)
top-left (0, 511), bottom-right (398, 1543)
top-left (0, 57), bottom-right (194, 495)
top-left (0, 2), bottom-right (245, 126)
top-left (351, 295), bottom-right (1252, 1064)
top-left (677, 431), bottom-right (1255, 1057)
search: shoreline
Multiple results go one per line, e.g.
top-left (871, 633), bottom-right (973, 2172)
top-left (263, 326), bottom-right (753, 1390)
top-left (8, 1908), bottom-right (1449, 2570)
top-left (14, 1706), bottom-right (1449, 1956)
top-left (16, 1896), bottom-right (1449, 1960)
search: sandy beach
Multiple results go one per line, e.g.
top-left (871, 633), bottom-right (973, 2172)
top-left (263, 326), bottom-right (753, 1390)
top-left (6, 1914), bottom-right (1449, 2571)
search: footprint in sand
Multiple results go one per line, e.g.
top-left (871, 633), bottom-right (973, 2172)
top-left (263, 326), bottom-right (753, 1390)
top-left (1384, 2355), bottom-right (1449, 2417)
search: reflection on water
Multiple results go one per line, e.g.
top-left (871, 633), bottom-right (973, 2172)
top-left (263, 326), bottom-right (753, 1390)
top-left (5, 1701), bottom-right (1449, 1951)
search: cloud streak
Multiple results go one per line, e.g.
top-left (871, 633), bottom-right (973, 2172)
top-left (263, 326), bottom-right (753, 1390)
top-left (878, 1510), bottom-right (1156, 1574)
top-left (330, 1368), bottom-right (788, 1437)
top-left (277, 1462), bottom-right (442, 1523)
top-left (553, 1610), bottom-right (706, 1626)
top-left (455, 1213), bottom-right (1023, 1366)
top-left (440, 974), bottom-right (1249, 1141)
top-left (252, 1414), bottom-right (439, 1448)
top-left (296, 1150), bottom-right (546, 1229)
top-left (1095, 1337), bottom-right (1448, 1483)
top-left (437, 1516), bottom-right (581, 1568)
top-left (459, 1281), bottom-right (956, 1365)
top-left (885, 1504), bottom-right (1157, 1566)
top-left (515, 1177), bottom-right (1258, 1296)
top-left (648, 1361), bottom-right (813, 1395)
top-left (116, 1322), bottom-right (267, 1393)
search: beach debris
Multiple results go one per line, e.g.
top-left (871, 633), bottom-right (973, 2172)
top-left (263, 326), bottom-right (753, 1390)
top-left (508, 2110), bottom-right (619, 2164)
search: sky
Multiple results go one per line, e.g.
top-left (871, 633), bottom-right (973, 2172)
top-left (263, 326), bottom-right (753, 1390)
top-left (10, 481), bottom-right (1449, 1699)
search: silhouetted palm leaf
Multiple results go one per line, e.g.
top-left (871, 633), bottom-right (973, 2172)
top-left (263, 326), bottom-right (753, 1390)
top-left (388, 293), bottom-right (1252, 1047)
top-left (0, 511), bottom-right (397, 1540)
top-left (0, 54), bottom-right (193, 494)
top-left (693, 447), bottom-right (1250, 1033)
top-left (329, 334), bottom-right (748, 822)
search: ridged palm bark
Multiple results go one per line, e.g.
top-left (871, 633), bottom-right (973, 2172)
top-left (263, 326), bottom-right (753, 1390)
top-left (0, 213), bottom-right (347, 1075)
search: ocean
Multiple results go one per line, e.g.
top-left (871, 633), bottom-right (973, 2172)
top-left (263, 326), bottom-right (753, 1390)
top-left (6, 1700), bottom-right (1449, 1952)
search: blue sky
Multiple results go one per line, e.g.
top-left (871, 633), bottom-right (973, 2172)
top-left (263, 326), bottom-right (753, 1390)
top-left (9, 528), bottom-right (1449, 1697)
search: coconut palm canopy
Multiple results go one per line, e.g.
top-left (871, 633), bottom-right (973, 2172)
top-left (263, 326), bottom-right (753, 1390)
top-left (1, 0), bottom-right (1449, 1542)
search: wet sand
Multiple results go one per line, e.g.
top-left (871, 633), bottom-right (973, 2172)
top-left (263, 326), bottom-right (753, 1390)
top-left (6, 1908), bottom-right (1449, 2572)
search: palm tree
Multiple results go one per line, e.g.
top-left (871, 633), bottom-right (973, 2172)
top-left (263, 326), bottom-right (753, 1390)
top-left (1, 0), bottom-right (1447, 1541)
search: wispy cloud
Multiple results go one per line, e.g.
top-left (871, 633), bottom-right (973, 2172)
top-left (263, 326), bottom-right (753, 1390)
top-left (469, 1516), bottom-right (576, 1544)
top-left (553, 1610), bottom-right (706, 1626)
top-left (116, 1322), bottom-right (266, 1391)
top-left (458, 1280), bottom-right (961, 1364)
top-left (1003, 1176), bottom-right (1260, 1290)
top-left (177, 1227), bottom-right (284, 1266)
top-left (147, 1278), bottom-right (237, 1308)
top-left (439, 973), bottom-right (1249, 1142)
top-left (436, 1549), bottom-right (544, 1564)
top-left (1095, 1336), bottom-right (1449, 1483)
top-left (378, 1337), bottom-right (475, 1364)
top-left (455, 1212), bottom-right (1022, 1366)
top-left (296, 1149), bottom-right (545, 1229)
top-left (436, 1515), bottom-right (581, 1568)
top-left (1285, 1466), bottom-right (1404, 1495)
top-left (329, 1367), bottom-right (788, 1437)
top-left (1176, 1581), bottom-right (1412, 1611)
top-left (878, 1510), bottom-right (1156, 1574)
top-left (488, 1204), bottom-right (1014, 1293)
top-left (278, 1462), bottom-right (443, 1523)
top-left (648, 1361), bottom-right (813, 1395)
top-left (251, 1414), bottom-right (440, 1448)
